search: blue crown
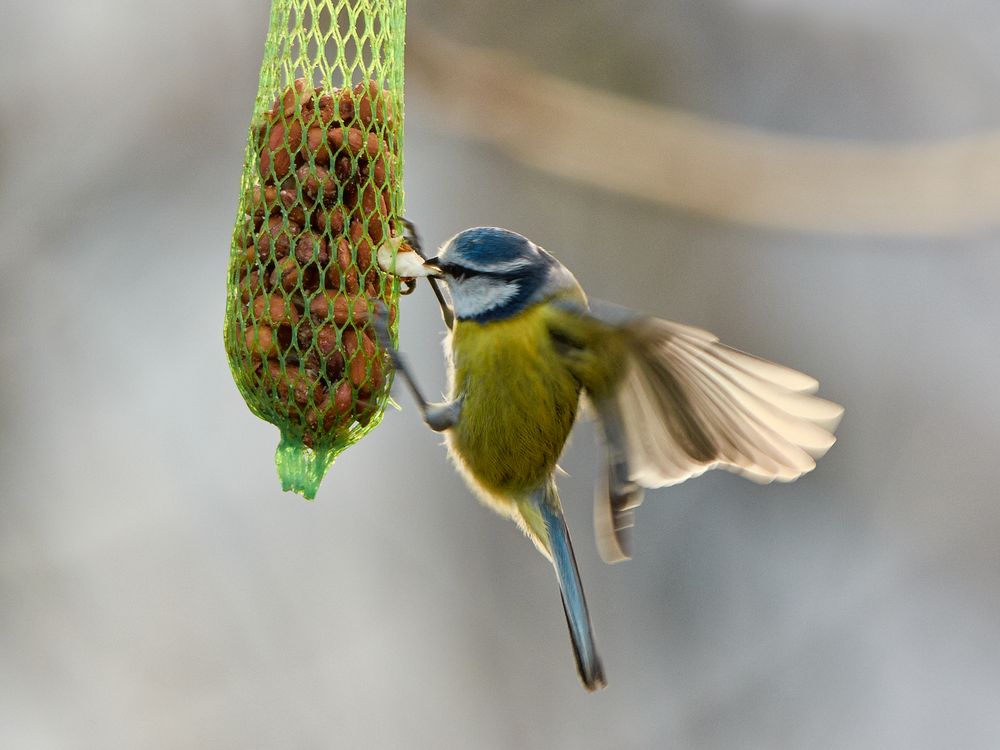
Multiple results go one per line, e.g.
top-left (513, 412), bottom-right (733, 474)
top-left (448, 227), bottom-right (535, 270)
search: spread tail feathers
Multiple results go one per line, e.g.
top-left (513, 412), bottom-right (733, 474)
top-left (529, 484), bottom-right (607, 691)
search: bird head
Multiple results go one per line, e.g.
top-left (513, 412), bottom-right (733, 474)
top-left (426, 227), bottom-right (578, 322)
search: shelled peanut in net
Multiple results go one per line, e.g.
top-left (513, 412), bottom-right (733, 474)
top-left (232, 79), bottom-right (412, 447)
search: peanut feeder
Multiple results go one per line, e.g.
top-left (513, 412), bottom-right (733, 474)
top-left (224, 0), bottom-right (410, 498)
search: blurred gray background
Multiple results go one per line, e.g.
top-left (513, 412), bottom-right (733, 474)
top-left (2, 1), bottom-right (999, 748)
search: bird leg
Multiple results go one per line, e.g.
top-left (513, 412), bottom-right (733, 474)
top-left (372, 301), bottom-right (461, 432)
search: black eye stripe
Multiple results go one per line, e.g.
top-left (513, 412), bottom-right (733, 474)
top-left (439, 262), bottom-right (477, 280)
top-left (439, 262), bottom-right (519, 281)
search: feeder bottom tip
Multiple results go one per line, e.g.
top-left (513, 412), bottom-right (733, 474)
top-left (275, 434), bottom-right (337, 500)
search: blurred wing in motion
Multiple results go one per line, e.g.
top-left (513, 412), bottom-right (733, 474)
top-left (590, 315), bottom-right (844, 563)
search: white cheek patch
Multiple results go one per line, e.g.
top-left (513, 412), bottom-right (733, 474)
top-left (450, 277), bottom-right (520, 319)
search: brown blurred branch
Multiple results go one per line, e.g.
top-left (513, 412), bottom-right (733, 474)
top-left (407, 27), bottom-right (1000, 237)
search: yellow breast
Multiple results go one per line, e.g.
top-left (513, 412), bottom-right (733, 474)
top-left (446, 303), bottom-right (582, 498)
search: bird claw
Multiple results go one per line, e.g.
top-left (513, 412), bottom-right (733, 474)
top-left (398, 217), bottom-right (426, 258)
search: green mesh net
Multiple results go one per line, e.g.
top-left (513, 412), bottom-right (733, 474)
top-left (224, 0), bottom-right (408, 499)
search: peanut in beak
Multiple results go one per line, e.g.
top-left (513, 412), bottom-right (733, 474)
top-left (377, 235), bottom-right (443, 278)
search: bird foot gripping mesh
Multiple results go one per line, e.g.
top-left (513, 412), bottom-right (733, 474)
top-left (224, 0), bottom-right (409, 499)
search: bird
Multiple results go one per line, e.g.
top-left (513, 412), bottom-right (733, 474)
top-left (374, 226), bottom-right (843, 691)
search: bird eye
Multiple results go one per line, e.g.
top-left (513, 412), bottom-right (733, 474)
top-left (440, 263), bottom-right (476, 280)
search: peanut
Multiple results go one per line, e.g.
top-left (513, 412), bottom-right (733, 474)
top-left (278, 77), bottom-right (313, 118)
top-left (308, 292), bottom-right (370, 325)
top-left (296, 164), bottom-right (335, 202)
top-left (271, 256), bottom-right (299, 292)
top-left (315, 93), bottom-right (336, 125)
top-left (294, 231), bottom-right (330, 266)
top-left (313, 205), bottom-right (344, 234)
top-left (252, 293), bottom-right (300, 326)
top-left (244, 323), bottom-right (278, 356)
top-left (328, 126), bottom-right (381, 159)
top-left (353, 80), bottom-right (393, 129)
top-left (257, 216), bottom-right (301, 262)
top-left (302, 126), bottom-right (331, 166)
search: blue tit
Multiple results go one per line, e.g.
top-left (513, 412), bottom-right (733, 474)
top-left (376, 226), bottom-right (843, 692)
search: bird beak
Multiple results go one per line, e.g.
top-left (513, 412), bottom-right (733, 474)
top-left (377, 237), bottom-right (443, 278)
top-left (421, 256), bottom-right (444, 277)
